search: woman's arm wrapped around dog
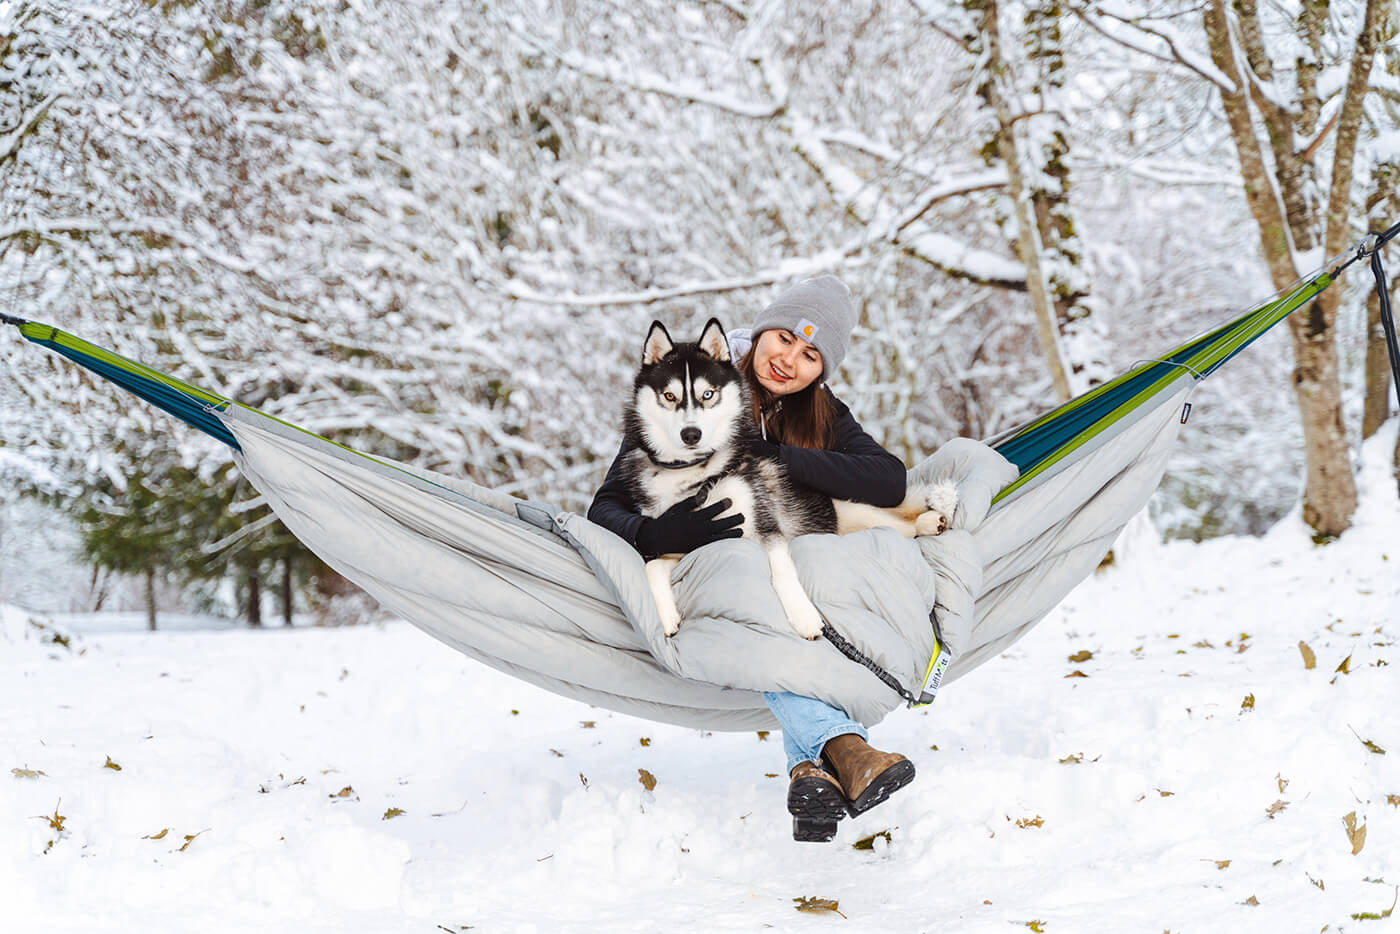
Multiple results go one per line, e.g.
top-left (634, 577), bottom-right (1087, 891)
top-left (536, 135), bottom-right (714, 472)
top-left (588, 442), bottom-right (745, 558)
top-left (770, 391), bottom-right (906, 507)
top-left (587, 442), bottom-right (649, 546)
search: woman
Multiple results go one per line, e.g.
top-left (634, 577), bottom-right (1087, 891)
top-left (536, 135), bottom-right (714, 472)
top-left (588, 275), bottom-right (916, 842)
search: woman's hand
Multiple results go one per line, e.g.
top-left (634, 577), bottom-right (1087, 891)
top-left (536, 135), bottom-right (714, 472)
top-left (635, 496), bottom-right (744, 558)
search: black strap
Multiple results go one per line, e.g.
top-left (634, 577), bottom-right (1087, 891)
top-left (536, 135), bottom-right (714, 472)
top-left (1371, 228), bottom-right (1400, 413)
top-left (1, 311), bottom-right (28, 327)
top-left (821, 621), bottom-right (916, 705)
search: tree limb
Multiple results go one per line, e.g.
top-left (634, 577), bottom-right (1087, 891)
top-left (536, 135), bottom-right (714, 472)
top-left (1076, 4), bottom-right (1239, 94)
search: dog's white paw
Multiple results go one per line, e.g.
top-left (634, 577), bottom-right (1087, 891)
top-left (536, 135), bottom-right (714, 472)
top-left (915, 479), bottom-right (958, 536)
top-left (659, 605), bottom-right (681, 637)
top-left (785, 601), bottom-right (825, 640)
top-left (924, 478), bottom-right (959, 516)
top-left (915, 510), bottom-right (950, 537)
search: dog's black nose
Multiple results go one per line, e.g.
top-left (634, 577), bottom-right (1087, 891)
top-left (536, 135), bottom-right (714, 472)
top-left (680, 426), bottom-right (701, 446)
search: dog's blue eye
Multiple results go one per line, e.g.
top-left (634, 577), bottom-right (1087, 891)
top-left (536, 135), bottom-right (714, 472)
top-left (701, 390), bottom-right (714, 400)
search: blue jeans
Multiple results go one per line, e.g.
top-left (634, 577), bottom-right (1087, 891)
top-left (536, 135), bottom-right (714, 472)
top-left (763, 691), bottom-right (868, 774)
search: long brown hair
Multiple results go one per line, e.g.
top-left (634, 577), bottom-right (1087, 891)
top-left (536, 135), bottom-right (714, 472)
top-left (736, 349), bottom-right (837, 450)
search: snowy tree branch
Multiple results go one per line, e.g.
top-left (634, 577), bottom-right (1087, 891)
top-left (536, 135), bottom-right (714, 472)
top-left (508, 30), bottom-right (785, 119)
top-left (1076, 4), bottom-right (1239, 94)
top-left (0, 217), bottom-right (255, 274)
top-left (0, 94), bottom-right (63, 164)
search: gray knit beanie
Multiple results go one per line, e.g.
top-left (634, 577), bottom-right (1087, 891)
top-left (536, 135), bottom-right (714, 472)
top-left (749, 275), bottom-right (857, 380)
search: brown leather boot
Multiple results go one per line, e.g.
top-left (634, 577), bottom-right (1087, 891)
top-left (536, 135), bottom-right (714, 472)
top-left (787, 760), bottom-right (848, 843)
top-left (820, 733), bottom-right (915, 815)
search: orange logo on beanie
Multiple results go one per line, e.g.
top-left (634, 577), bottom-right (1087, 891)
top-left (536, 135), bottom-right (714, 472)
top-left (796, 318), bottom-right (819, 341)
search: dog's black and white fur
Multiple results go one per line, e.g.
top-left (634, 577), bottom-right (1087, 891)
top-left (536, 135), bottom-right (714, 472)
top-left (618, 318), bottom-right (958, 640)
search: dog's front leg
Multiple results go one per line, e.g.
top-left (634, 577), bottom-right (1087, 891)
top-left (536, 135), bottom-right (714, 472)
top-left (764, 540), bottom-right (824, 640)
top-left (645, 556), bottom-right (684, 636)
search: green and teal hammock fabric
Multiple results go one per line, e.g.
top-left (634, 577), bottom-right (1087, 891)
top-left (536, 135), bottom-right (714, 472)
top-left (3, 230), bottom-right (1397, 730)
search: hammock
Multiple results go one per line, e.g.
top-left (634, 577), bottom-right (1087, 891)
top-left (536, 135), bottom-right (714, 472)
top-left (5, 238), bottom-right (1397, 730)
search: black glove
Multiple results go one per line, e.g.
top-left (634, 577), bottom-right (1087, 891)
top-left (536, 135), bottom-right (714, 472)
top-left (635, 496), bottom-right (744, 559)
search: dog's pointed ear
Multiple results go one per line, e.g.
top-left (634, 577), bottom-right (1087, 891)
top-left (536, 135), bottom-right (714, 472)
top-left (698, 318), bottom-right (730, 362)
top-left (643, 321), bottom-right (674, 365)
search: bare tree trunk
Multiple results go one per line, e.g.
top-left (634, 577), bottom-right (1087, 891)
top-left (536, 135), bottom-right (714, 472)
top-left (974, 0), bottom-right (1073, 403)
top-left (1024, 1), bottom-right (1103, 390)
top-left (1202, 0), bottom-right (1378, 538)
top-left (1364, 145), bottom-right (1399, 441)
top-left (144, 568), bottom-right (157, 631)
top-left (1394, 426), bottom-right (1400, 500)
top-left (282, 557), bottom-right (294, 627)
top-left (1362, 285), bottom-right (1395, 439)
top-left (246, 568), bottom-right (262, 627)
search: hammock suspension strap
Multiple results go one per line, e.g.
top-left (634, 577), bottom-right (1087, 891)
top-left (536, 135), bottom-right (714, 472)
top-left (1364, 222), bottom-right (1400, 413)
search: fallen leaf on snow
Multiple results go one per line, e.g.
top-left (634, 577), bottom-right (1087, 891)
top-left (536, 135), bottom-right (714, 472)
top-left (637, 768), bottom-right (656, 792)
top-left (383, 808), bottom-right (405, 820)
top-left (852, 830), bottom-right (892, 850)
top-left (1350, 884), bottom-right (1398, 921)
top-left (1299, 641), bottom-right (1317, 669)
top-left (1266, 800), bottom-right (1288, 819)
top-left (1343, 811), bottom-right (1366, 855)
top-left (1241, 694), bottom-right (1255, 711)
top-left (103, 756), bottom-right (122, 771)
top-left (1068, 650), bottom-right (1093, 663)
top-left (11, 768), bottom-right (46, 779)
top-left (143, 828), bottom-right (169, 840)
top-left (794, 896), bottom-right (845, 918)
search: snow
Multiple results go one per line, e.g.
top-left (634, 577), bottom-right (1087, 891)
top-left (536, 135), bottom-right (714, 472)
top-left (3, 424), bottom-right (1398, 932)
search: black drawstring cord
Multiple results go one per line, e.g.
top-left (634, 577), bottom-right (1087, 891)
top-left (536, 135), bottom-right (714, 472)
top-left (821, 621), bottom-right (917, 705)
top-left (1, 311), bottom-right (28, 327)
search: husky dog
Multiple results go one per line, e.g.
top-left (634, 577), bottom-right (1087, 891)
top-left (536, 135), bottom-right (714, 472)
top-left (619, 317), bottom-right (958, 641)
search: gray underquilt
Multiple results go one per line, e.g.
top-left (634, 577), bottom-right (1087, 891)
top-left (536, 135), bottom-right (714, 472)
top-left (557, 439), bottom-right (1020, 726)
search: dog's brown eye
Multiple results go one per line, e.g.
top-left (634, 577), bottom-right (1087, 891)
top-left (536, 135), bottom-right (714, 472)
top-left (663, 392), bottom-right (677, 403)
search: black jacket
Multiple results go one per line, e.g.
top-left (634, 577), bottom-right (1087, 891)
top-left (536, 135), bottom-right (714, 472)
top-left (587, 389), bottom-right (906, 550)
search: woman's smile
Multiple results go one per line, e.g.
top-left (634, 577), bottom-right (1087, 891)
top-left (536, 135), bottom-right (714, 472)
top-left (753, 329), bottom-right (823, 396)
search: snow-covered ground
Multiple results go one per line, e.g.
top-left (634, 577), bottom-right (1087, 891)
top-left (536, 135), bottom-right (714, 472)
top-left (3, 426), bottom-right (1398, 933)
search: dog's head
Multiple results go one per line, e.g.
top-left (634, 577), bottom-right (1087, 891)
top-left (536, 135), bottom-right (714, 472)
top-left (629, 318), bottom-right (747, 462)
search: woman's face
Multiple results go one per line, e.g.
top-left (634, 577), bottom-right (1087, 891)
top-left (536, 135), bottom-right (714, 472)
top-left (752, 328), bottom-right (824, 396)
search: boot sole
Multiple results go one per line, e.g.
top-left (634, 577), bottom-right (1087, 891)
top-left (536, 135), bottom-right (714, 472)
top-left (845, 759), bottom-right (916, 816)
top-left (788, 775), bottom-right (849, 843)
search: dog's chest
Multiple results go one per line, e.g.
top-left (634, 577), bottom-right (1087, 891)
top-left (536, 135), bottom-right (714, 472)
top-left (702, 475), bottom-right (760, 539)
top-left (639, 465), bottom-right (709, 514)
